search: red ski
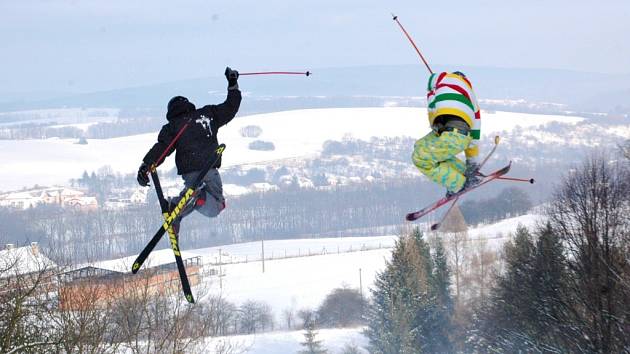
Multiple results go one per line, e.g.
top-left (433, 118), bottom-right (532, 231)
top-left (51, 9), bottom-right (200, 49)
top-left (405, 163), bottom-right (512, 222)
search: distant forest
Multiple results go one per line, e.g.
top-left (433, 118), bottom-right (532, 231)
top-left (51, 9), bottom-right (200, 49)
top-left (0, 116), bottom-right (164, 140)
top-left (0, 175), bottom-right (532, 263)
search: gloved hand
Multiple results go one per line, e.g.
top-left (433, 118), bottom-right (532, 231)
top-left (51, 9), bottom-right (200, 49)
top-left (137, 162), bottom-right (150, 187)
top-left (225, 67), bottom-right (239, 89)
top-left (464, 160), bottom-right (480, 178)
top-left (462, 160), bottom-right (481, 190)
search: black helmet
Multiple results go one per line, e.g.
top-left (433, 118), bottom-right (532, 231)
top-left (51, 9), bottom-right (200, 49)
top-left (168, 96), bottom-right (189, 112)
top-left (166, 96), bottom-right (195, 120)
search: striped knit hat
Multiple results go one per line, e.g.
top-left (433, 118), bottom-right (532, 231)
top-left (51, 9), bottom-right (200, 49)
top-left (426, 71), bottom-right (481, 140)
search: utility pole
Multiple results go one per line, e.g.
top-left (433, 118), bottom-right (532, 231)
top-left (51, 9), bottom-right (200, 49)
top-left (219, 248), bottom-right (223, 290)
top-left (261, 238), bottom-right (265, 273)
top-left (359, 268), bottom-right (363, 299)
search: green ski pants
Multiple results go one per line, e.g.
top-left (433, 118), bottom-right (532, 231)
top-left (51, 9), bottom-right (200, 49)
top-left (412, 131), bottom-right (472, 192)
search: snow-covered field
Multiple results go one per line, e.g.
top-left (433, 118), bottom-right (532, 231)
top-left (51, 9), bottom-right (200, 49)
top-left (201, 327), bottom-right (367, 354)
top-left (97, 213), bottom-right (540, 314)
top-left (0, 107), bottom-right (584, 191)
top-left (92, 213), bottom-right (541, 354)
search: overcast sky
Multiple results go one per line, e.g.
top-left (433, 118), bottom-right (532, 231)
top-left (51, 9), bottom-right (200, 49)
top-left (2, 0), bottom-right (629, 95)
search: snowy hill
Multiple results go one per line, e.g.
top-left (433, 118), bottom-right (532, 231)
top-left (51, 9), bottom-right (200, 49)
top-left (102, 213), bottom-right (540, 315)
top-left (103, 212), bottom-right (540, 354)
top-left (200, 327), bottom-right (368, 354)
top-left (193, 213), bottom-right (539, 311)
top-left (0, 107), bottom-right (585, 191)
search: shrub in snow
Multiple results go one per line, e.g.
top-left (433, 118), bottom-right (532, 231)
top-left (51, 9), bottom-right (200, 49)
top-left (317, 287), bottom-right (366, 328)
top-left (248, 140), bottom-right (275, 151)
top-left (239, 125), bottom-right (263, 138)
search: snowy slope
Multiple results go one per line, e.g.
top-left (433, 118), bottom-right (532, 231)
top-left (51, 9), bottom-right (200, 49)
top-left (100, 213), bottom-right (541, 354)
top-left (118, 327), bottom-right (368, 354)
top-left (189, 214), bottom-right (540, 312)
top-left (201, 327), bottom-right (368, 354)
top-left (0, 107), bottom-right (584, 191)
top-left (198, 248), bottom-right (392, 312)
top-left (102, 213), bottom-right (541, 315)
top-left (468, 213), bottom-right (543, 251)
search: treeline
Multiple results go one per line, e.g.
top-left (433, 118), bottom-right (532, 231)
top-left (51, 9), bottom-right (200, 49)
top-left (0, 116), bottom-right (163, 140)
top-left (71, 167), bottom-right (137, 204)
top-left (364, 153), bottom-right (630, 352)
top-left (5, 205), bottom-right (159, 262)
top-left (459, 186), bottom-right (533, 225)
top-left (85, 117), bottom-right (163, 139)
top-left (181, 180), bottom-right (531, 246)
top-left (0, 176), bottom-right (532, 263)
top-left (0, 122), bottom-right (83, 140)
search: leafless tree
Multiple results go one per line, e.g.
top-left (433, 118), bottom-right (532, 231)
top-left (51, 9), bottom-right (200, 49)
top-left (468, 237), bottom-right (500, 305)
top-left (547, 153), bottom-right (630, 352)
top-left (237, 300), bottom-right (274, 334)
top-left (112, 274), bottom-right (217, 353)
top-left (282, 306), bottom-right (296, 330)
top-left (0, 245), bottom-right (60, 353)
top-left (204, 294), bottom-right (238, 336)
top-left (297, 308), bottom-right (317, 330)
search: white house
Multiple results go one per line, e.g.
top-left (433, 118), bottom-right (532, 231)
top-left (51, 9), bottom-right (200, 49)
top-left (0, 187), bottom-right (97, 210)
top-left (0, 242), bottom-right (57, 280)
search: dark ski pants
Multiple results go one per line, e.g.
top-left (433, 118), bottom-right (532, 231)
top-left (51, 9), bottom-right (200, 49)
top-left (177, 168), bottom-right (226, 222)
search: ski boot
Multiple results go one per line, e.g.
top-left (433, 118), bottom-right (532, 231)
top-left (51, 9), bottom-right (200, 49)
top-left (462, 161), bottom-right (481, 190)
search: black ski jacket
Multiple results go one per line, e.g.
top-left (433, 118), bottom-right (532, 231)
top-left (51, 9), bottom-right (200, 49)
top-left (142, 89), bottom-right (241, 174)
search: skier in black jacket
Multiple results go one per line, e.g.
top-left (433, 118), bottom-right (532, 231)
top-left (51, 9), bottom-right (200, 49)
top-left (137, 67), bottom-right (241, 225)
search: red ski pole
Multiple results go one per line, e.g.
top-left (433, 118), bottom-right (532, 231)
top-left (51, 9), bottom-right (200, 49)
top-left (496, 176), bottom-right (535, 184)
top-left (239, 71), bottom-right (312, 77)
top-left (152, 122), bottom-right (190, 171)
top-left (392, 14), bottom-right (433, 75)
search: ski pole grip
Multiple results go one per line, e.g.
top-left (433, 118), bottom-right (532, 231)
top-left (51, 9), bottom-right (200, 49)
top-left (494, 135), bottom-right (500, 145)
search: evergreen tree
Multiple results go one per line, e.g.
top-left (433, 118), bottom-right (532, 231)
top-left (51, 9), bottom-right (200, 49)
top-left (471, 224), bottom-right (574, 352)
top-left (365, 228), bottom-right (454, 354)
top-left (299, 318), bottom-right (327, 354)
top-left (470, 225), bottom-right (536, 351)
top-left (408, 229), bottom-right (437, 353)
top-left (426, 238), bottom-right (454, 353)
top-left (530, 222), bottom-right (577, 349)
top-left (431, 238), bottom-right (452, 310)
top-left (365, 236), bottom-right (417, 354)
